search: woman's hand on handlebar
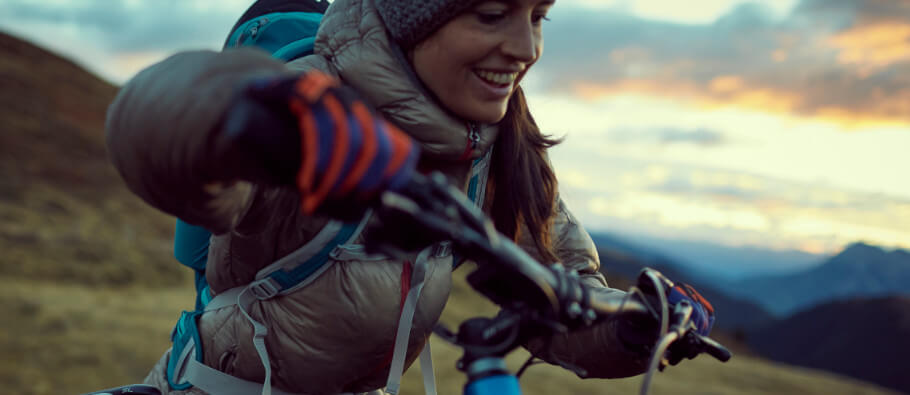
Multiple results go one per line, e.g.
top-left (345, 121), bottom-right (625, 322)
top-left (217, 70), bottom-right (419, 218)
top-left (615, 272), bottom-right (715, 355)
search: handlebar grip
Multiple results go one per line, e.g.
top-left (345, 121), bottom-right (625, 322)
top-left (697, 333), bottom-right (733, 362)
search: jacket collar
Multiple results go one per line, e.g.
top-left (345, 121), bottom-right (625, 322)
top-left (299, 0), bottom-right (498, 160)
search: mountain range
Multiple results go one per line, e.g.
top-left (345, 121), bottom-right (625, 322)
top-left (727, 242), bottom-right (910, 316)
top-left (592, 231), bottom-right (910, 393)
top-left (597, 232), bottom-right (825, 280)
top-left (592, 232), bottom-right (910, 318)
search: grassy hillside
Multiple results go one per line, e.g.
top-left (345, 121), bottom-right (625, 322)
top-left (0, 31), bottom-right (181, 287)
top-left (1, 271), bottom-right (902, 395)
top-left (0, 31), bottom-right (902, 395)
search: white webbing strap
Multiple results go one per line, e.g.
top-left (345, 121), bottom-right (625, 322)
top-left (419, 340), bottom-right (437, 395)
top-left (184, 353), bottom-right (299, 395)
top-left (238, 286), bottom-right (273, 395)
top-left (384, 246), bottom-right (436, 395)
top-left (196, 283), bottom-right (275, 395)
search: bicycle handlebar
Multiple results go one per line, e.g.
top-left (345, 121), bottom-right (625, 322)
top-left (371, 172), bottom-right (731, 367)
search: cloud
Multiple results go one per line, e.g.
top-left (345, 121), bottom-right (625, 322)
top-left (609, 127), bottom-right (726, 146)
top-left (554, 159), bottom-right (910, 253)
top-left (0, 0), bottom-right (249, 53)
top-left (535, 0), bottom-right (910, 126)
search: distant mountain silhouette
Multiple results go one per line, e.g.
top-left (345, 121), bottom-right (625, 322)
top-left (749, 296), bottom-right (910, 394)
top-left (727, 242), bottom-right (910, 316)
top-left (592, 233), bottom-right (776, 331)
top-left (615, 233), bottom-right (824, 280)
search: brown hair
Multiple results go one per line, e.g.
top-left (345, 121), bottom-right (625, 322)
top-left (489, 86), bottom-right (562, 264)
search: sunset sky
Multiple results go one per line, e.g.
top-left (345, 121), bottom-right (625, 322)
top-left (2, 0), bottom-right (907, 256)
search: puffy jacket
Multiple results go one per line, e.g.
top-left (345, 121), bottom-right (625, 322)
top-left (106, 0), bottom-right (648, 393)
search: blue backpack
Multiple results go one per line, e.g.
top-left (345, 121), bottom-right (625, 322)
top-left (174, 0), bottom-right (328, 312)
top-left (168, 1), bottom-right (332, 391)
top-left (167, 2), bottom-right (492, 391)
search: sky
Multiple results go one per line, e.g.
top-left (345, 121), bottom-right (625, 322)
top-left (1, 0), bottom-right (908, 257)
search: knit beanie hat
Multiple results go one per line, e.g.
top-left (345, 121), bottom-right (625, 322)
top-left (373, 0), bottom-right (478, 48)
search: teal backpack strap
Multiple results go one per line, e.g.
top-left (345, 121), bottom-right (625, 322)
top-left (174, 219), bottom-right (211, 311)
top-left (166, 310), bottom-right (204, 391)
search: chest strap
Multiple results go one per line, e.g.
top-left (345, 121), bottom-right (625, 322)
top-left (169, 209), bottom-right (447, 395)
top-left (168, 211), bottom-right (370, 395)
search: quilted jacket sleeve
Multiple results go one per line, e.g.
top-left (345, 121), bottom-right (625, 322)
top-left (105, 48), bottom-right (294, 233)
top-left (519, 197), bottom-right (651, 378)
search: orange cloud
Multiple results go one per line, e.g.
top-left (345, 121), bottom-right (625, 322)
top-left (828, 22), bottom-right (910, 76)
top-left (570, 76), bottom-right (910, 129)
top-left (571, 79), bottom-right (802, 120)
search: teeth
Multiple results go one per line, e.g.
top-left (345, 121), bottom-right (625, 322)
top-left (476, 70), bottom-right (518, 85)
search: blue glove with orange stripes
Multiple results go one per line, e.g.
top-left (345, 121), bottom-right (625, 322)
top-left (617, 273), bottom-right (714, 355)
top-left (668, 282), bottom-right (715, 336)
top-left (219, 70), bottom-right (419, 217)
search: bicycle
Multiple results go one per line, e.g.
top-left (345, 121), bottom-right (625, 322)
top-left (368, 172), bottom-right (732, 395)
top-left (86, 171), bottom-right (731, 395)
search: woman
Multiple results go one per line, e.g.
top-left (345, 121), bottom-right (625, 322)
top-left (105, 0), bottom-right (713, 394)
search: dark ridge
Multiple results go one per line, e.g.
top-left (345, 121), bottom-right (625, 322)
top-left (749, 296), bottom-right (910, 394)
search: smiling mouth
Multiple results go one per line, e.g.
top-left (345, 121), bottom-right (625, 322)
top-left (474, 69), bottom-right (519, 86)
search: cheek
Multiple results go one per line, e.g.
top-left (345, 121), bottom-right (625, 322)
top-left (415, 45), bottom-right (457, 87)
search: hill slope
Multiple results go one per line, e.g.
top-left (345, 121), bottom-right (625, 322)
top-left (749, 296), bottom-right (910, 394)
top-left (730, 242), bottom-right (910, 316)
top-left (0, 31), bottom-right (180, 287)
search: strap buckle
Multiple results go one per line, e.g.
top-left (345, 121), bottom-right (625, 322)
top-left (433, 242), bottom-right (452, 258)
top-left (248, 278), bottom-right (282, 300)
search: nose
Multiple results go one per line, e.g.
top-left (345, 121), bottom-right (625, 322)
top-left (501, 17), bottom-right (540, 64)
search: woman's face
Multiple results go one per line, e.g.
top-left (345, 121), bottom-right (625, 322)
top-left (411, 0), bottom-right (553, 124)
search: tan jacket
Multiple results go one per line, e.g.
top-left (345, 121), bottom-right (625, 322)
top-left (106, 0), bottom-right (647, 393)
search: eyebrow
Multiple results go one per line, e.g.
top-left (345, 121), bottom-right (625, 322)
top-left (489, 0), bottom-right (556, 5)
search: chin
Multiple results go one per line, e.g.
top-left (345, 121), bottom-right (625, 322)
top-left (464, 105), bottom-right (508, 124)
top-left (475, 113), bottom-right (507, 124)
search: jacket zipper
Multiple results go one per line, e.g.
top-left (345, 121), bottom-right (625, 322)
top-left (459, 123), bottom-right (481, 161)
top-left (469, 123), bottom-right (480, 150)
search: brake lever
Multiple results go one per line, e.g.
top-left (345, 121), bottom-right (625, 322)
top-left (693, 332), bottom-right (733, 362)
top-left (657, 301), bottom-right (732, 370)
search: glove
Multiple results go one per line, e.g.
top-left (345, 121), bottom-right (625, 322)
top-left (667, 282), bottom-right (714, 336)
top-left (616, 272), bottom-right (714, 350)
top-left (220, 70), bottom-right (419, 217)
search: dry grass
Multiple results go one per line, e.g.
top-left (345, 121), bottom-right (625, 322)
top-left (400, 268), bottom-right (902, 395)
top-left (0, 279), bottom-right (194, 394)
top-left (1, 267), bottom-right (903, 395)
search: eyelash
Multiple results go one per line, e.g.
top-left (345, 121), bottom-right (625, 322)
top-left (475, 12), bottom-right (552, 25)
top-left (532, 14), bottom-right (551, 24)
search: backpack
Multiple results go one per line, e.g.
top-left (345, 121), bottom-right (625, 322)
top-left (166, 1), bottom-right (492, 392)
top-left (167, 1), bottom-right (341, 392)
top-left (174, 0), bottom-right (329, 313)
